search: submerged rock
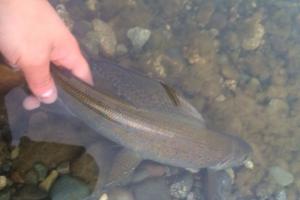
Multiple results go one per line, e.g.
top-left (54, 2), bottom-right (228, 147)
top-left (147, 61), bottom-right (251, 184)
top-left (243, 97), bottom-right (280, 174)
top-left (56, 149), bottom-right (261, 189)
top-left (0, 176), bottom-right (7, 191)
top-left (107, 187), bottom-right (134, 200)
top-left (132, 177), bottom-right (171, 200)
top-left (14, 184), bottom-right (48, 200)
top-left (50, 175), bottom-right (90, 200)
top-left (0, 65), bottom-right (22, 94)
top-left (0, 188), bottom-right (10, 200)
top-left (39, 170), bottom-right (59, 192)
top-left (13, 138), bottom-right (82, 177)
top-left (56, 4), bottom-right (73, 30)
top-left (269, 166), bottom-right (294, 187)
top-left (91, 19), bottom-right (117, 56)
top-left (275, 190), bottom-right (287, 200)
top-left (170, 173), bottom-right (194, 199)
top-left (239, 12), bottom-right (265, 50)
top-left (127, 27), bottom-right (151, 50)
top-left (85, 0), bottom-right (97, 11)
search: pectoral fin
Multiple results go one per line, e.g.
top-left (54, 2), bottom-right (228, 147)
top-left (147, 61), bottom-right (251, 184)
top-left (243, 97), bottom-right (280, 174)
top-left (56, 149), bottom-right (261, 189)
top-left (105, 148), bottom-right (142, 188)
top-left (5, 87), bottom-right (30, 145)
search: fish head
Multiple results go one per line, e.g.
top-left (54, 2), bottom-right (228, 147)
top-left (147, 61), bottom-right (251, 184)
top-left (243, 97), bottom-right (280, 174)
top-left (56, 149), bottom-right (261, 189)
top-left (210, 135), bottom-right (252, 170)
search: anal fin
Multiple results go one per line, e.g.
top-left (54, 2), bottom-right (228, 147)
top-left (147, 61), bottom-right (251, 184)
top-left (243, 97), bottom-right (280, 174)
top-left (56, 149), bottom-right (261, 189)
top-left (105, 148), bottom-right (142, 188)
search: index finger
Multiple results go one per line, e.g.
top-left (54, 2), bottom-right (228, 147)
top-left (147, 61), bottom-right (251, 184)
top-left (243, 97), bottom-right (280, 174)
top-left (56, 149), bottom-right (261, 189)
top-left (50, 35), bottom-right (93, 85)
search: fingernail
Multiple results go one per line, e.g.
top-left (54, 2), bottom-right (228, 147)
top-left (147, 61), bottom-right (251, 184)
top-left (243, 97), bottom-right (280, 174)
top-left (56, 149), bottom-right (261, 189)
top-left (41, 88), bottom-right (54, 98)
top-left (23, 96), bottom-right (41, 110)
top-left (39, 87), bottom-right (57, 104)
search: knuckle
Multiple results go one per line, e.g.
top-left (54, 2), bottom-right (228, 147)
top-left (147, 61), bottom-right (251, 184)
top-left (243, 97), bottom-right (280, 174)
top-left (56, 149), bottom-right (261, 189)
top-left (28, 76), bottom-right (53, 96)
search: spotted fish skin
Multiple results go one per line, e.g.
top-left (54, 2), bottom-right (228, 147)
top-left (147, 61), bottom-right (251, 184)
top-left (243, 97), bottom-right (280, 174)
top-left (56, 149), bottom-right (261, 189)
top-left (52, 60), bottom-right (251, 171)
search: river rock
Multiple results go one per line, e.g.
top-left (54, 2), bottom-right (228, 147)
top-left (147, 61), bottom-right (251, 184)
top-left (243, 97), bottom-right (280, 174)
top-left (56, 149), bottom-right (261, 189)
top-left (269, 166), bottom-right (294, 187)
top-left (34, 163), bottom-right (48, 182)
top-left (132, 177), bottom-right (171, 200)
top-left (107, 187), bottom-right (134, 200)
top-left (13, 138), bottom-right (82, 177)
top-left (0, 141), bottom-right (9, 167)
top-left (127, 27), bottom-right (151, 50)
top-left (50, 175), bottom-right (90, 200)
top-left (0, 189), bottom-right (10, 200)
top-left (92, 19), bottom-right (117, 56)
top-left (239, 12), bottom-right (265, 50)
top-left (170, 173), bottom-right (194, 199)
top-left (56, 4), bottom-right (74, 30)
top-left (275, 190), bottom-right (287, 200)
top-left (0, 176), bottom-right (7, 191)
top-left (13, 184), bottom-right (48, 200)
top-left (0, 64), bottom-right (23, 94)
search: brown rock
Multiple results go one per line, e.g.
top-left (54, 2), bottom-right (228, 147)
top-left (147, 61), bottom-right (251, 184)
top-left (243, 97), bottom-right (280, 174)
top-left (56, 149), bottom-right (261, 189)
top-left (13, 138), bottom-right (83, 176)
top-left (0, 64), bottom-right (23, 94)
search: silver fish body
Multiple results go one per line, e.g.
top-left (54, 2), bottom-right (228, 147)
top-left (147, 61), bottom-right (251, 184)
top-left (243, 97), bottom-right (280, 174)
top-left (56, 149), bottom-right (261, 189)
top-left (52, 60), bottom-right (251, 171)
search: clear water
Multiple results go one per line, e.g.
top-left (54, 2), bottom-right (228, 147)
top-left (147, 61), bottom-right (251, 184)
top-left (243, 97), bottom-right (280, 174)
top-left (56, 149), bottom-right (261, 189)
top-left (2, 0), bottom-right (300, 199)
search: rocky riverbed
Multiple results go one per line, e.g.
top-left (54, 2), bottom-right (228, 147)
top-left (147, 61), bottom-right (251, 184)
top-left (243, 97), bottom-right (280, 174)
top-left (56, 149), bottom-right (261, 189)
top-left (1, 0), bottom-right (300, 199)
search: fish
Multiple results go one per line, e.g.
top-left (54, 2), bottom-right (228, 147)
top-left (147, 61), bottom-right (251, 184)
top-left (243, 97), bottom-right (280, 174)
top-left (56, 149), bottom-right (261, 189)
top-left (4, 59), bottom-right (252, 199)
top-left (50, 59), bottom-right (251, 185)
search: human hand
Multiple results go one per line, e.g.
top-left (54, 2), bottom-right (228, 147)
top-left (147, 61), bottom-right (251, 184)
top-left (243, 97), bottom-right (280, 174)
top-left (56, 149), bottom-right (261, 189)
top-left (0, 0), bottom-right (93, 110)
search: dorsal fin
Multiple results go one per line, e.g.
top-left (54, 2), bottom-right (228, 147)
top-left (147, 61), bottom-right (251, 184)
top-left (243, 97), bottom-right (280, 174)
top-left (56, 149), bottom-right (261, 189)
top-left (160, 81), bottom-right (205, 123)
top-left (160, 81), bottom-right (181, 106)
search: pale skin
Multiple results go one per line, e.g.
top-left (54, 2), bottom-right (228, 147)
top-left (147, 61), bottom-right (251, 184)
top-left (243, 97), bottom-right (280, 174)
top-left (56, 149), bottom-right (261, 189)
top-left (0, 0), bottom-right (93, 110)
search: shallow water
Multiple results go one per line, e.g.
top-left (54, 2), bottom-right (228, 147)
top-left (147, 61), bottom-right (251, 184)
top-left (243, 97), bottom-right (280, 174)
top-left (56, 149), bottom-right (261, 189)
top-left (1, 0), bottom-right (300, 199)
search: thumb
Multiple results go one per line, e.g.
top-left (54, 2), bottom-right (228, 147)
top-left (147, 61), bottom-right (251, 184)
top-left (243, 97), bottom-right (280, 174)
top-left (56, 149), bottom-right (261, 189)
top-left (21, 60), bottom-right (57, 104)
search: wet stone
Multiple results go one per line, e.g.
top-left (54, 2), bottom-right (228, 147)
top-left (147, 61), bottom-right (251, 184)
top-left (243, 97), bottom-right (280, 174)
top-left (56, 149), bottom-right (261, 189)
top-left (56, 4), bottom-right (74, 30)
top-left (73, 20), bottom-right (92, 38)
top-left (274, 190), bottom-right (287, 200)
top-left (269, 166), bottom-right (294, 187)
top-left (13, 138), bottom-right (82, 177)
top-left (267, 99), bottom-right (289, 116)
top-left (33, 163), bottom-right (48, 182)
top-left (24, 169), bottom-right (39, 185)
top-left (50, 175), bottom-right (90, 200)
top-left (255, 181), bottom-right (277, 200)
top-left (116, 44), bottom-right (128, 56)
top-left (0, 189), bottom-right (10, 200)
top-left (56, 161), bottom-right (70, 175)
top-left (0, 64), bottom-right (23, 94)
top-left (92, 18), bottom-right (117, 56)
top-left (239, 12), bottom-right (265, 51)
top-left (10, 147), bottom-right (19, 160)
top-left (81, 31), bottom-right (100, 58)
top-left (107, 187), bottom-right (134, 200)
top-left (0, 176), bottom-right (7, 191)
top-left (127, 27), bottom-right (151, 50)
top-left (170, 173), bottom-right (194, 199)
top-left (0, 141), bottom-right (9, 166)
top-left (13, 184), bottom-right (48, 200)
top-left (85, 0), bottom-right (97, 11)
top-left (71, 152), bottom-right (99, 189)
top-left (39, 170), bottom-right (59, 192)
top-left (246, 78), bottom-right (261, 95)
top-left (132, 177), bottom-right (171, 200)
top-left (195, 1), bottom-right (215, 27)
